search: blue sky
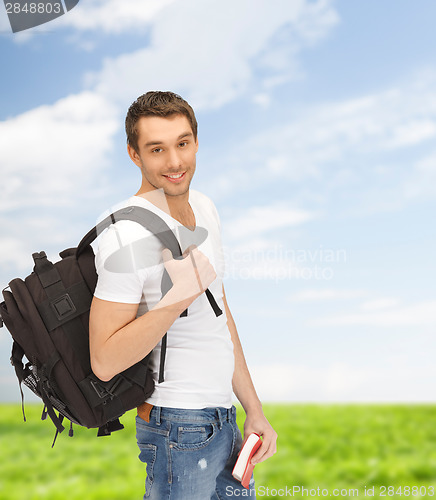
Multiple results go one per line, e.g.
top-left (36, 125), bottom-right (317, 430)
top-left (0, 0), bottom-right (435, 403)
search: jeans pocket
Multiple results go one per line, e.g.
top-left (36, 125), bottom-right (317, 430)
top-left (172, 422), bottom-right (217, 450)
top-left (137, 443), bottom-right (157, 497)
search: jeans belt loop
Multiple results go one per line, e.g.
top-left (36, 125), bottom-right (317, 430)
top-left (155, 406), bottom-right (161, 426)
top-left (227, 408), bottom-right (232, 422)
top-left (216, 408), bottom-right (223, 430)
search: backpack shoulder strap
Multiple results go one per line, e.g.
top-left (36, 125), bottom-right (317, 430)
top-left (76, 206), bottom-right (182, 259)
top-left (76, 207), bottom-right (222, 318)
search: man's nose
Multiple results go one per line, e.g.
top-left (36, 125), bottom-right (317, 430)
top-left (167, 147), bottom-right (182, 168)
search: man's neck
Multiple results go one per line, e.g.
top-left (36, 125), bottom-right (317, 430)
top-left (134, 187), bottom-right (190, 219)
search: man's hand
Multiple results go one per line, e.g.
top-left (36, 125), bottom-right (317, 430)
top-left (243, 409), bottom-right (277, 465)
top-left (161, 245), bottom-right (217, 303)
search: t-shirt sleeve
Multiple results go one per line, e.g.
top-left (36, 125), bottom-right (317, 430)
top-left (93, 221), bottom-right (149, 304)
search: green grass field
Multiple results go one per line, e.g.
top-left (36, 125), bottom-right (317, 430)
top-left (1, 403), bottom-right (436, 499)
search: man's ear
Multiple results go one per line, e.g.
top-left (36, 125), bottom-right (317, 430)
top-left (127, 144), bottom-right (142, 167)
top-left (195, 136), bottom-right (199, 153)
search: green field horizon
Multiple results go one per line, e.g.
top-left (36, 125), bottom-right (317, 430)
top-left (1, 403), bottom-right (436, 499)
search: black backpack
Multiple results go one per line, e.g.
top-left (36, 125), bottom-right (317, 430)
top-left (0, 205), bottom-right (222, 445)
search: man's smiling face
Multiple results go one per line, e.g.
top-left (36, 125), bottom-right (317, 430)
top-left (128, 113), bottom-right (198, 197)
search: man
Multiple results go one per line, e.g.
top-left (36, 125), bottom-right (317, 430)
top-left (89, 91), bottom-right (277, 499)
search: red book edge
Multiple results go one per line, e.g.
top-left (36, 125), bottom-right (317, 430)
top-left (232, 433), bottom-right (262, 489)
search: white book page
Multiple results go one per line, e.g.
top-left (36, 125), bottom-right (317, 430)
top-left (233, 434), bottom-right (260, 479)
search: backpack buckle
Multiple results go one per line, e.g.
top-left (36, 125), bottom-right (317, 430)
top-left (90, 376), bottom-right (124, 400)
top-left (50, 293), bottom-right (76, 321)
top-left (90, 380), bottom-right (111, 400)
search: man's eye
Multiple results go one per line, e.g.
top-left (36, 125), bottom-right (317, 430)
top-left (152, 148), bottom-right (163, 153)
top-left (179, 142), bottom-right (188, 147)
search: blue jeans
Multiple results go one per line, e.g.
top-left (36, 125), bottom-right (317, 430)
top-left (135, 405), bottom-right (256, 499)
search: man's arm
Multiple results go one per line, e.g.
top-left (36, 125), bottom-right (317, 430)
top-left (90, 289), bottom-right (191, 381)
top-left (90, 246), bottom-right (215, 381)
top-left (222, 285), bottom-right (277, 465)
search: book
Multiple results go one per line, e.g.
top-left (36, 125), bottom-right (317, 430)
top-left (232, 433), bottom-right (262, 489)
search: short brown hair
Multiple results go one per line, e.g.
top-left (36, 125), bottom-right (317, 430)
top-left (125, 91), bottom-right (198, 153)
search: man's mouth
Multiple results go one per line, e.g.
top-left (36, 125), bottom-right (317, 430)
top-left (163, 172), bottom-right (186, 182)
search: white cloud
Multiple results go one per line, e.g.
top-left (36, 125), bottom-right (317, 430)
top-left (218, 203), bottom-right (320, 282)
top-left (206, 69), bottom-right (436, 209)
top-left (252, 93), bottom-right (272, 109)
top-left (359, 297), bottom-right (400, 311)
top-left (0, 2), bottom-right (11, 33)
top-left (404, 150), bottom-right (436, 200)
top-left (290, 288), bottom-right (368, 301)
top-left (308, 299), bottom-right (436, 328)
top-left (225, 203), bottom-right (317, 240)
top-left (0, 211), bottom-right (92, 273)
top-left (0, 236), bottom-right (33, 274)
top-left (0, 91), bottom-right (119, 211)
top-left (222, 236), bottom-right (300, 282)
top-left (264, 81), bottom-right (436, 170)
top-left (220, 238), bottom-right (343, 284)
top-left (384, 119), bottom-right (436, 150)
top-left (218, 205), bottom-right (349, 284)
top-left (0, 91), bottom-right (121, 272)
top-left (1, 0), bottom-right (178, 39)
top-left (60, 0), bottom-right (178, 34)
top-left (85, 0), bottom-right (338, 109)
top-left (415, 153), bottom-right (436, 175)
top-left (249, 359), bottom-right (436, 402)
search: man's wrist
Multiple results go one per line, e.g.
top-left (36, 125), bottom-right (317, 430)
top-left (154, 284), bottom-right (198, 313)
top-left (243, 400), bottom-right (264, 418)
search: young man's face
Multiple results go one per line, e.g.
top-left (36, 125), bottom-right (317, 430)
top-left (128, 114), bottom-right (199, 197)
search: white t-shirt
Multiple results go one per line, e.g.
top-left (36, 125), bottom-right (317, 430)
top-left (93, 189), bottom-right (234, 409)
